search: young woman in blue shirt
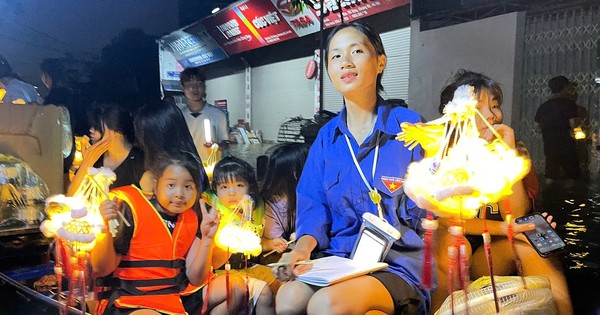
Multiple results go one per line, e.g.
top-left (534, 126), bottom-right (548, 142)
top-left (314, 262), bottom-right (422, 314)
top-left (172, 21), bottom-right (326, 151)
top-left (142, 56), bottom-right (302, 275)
top-left (272, 21), bottom-right (430, 315)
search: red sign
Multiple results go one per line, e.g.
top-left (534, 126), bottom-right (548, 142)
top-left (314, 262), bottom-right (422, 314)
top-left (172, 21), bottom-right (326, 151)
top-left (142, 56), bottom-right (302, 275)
top-left (198, 0), bottom-right (409, 56)
top-left (214, 99), bottom-right (228, 110)
top-left (202, 0), bottom-right (298, 55)
top-left (300, 0), bottom-right (411, 29)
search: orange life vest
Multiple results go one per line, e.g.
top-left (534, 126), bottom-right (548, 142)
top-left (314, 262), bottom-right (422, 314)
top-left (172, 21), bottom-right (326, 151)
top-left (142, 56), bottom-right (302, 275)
top-left (95, 185), bottom-right (198, 315)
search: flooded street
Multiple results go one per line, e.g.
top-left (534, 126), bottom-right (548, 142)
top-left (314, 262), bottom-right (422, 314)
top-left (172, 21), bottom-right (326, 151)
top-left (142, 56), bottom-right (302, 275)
top-left (541, 177), bottom-right (600, 315)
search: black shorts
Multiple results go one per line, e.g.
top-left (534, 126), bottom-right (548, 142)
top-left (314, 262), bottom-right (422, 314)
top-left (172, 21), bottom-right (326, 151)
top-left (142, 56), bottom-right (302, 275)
top-left (369, 271), bottom-right (421, 315)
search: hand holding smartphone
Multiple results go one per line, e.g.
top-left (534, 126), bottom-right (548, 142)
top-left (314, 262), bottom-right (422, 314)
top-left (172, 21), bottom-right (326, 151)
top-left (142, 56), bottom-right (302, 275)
top-left (515, 212), bottom-right (566, 257)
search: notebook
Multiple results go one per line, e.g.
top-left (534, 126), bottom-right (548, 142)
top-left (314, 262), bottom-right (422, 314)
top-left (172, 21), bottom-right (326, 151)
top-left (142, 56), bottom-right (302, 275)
top-left (296, 255), bottom-right (388, 287)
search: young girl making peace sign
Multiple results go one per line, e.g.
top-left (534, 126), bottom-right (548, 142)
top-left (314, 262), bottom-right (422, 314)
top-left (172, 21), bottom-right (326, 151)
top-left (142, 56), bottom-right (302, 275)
top-left (92, 152), bottom-right (245, 315)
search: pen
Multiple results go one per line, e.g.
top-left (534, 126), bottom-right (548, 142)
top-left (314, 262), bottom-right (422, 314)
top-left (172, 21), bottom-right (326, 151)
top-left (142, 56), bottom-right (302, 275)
top-left (262, 239), bottom-right (295, 258)
top-left (266, 260), bottom-right (317, 267)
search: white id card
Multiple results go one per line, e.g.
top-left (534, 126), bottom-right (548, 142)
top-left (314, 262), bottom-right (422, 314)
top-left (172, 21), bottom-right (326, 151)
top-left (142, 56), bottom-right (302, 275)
top-left (350, 213), bottom-right (401, 264)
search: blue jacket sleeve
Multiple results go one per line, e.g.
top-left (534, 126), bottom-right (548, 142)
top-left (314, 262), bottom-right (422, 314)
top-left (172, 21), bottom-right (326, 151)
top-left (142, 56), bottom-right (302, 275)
top-left (295, 132), bottom-right (332, 251)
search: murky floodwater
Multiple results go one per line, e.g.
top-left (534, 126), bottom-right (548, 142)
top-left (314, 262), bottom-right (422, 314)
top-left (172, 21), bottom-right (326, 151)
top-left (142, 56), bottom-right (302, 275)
top-left (541, 178), bottom-right (600, 315)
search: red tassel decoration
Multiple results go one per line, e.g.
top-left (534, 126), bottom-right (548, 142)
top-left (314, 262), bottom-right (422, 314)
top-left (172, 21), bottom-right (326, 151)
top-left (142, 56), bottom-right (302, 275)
top-left (201, 269), bottom-right (215, 315)
top-left (55, 240), bottom-right (66, 315)
top-left (503, 200), bottom-right (526, 288)
top-left (245, 255), bottom-right (251, 315)
top-left (420, 212), bottom-right (437, 290)
top-left (483, 231), bottom-right (500, 313)
top-left (447, 224), bottom-right (463, 315)
top-left (459, 241), bottom-right (469, 315)
top-left (447, 244), bottom-right (458, 315)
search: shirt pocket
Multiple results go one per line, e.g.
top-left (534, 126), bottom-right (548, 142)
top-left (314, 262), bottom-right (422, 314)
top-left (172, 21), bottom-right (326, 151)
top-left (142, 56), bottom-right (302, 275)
top-left (373, 168), bottom-right (405, 199)
top-left (323, 168), bottom-right (341, 199)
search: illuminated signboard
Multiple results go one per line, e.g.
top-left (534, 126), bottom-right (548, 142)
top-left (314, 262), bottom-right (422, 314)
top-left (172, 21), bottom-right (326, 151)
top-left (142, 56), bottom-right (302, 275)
top-left (202, 0), bottom-right (299, 55)
top-left (159, 23), bottom-right (229, 68)
top-left (299, 0), bottom-right (411, 29)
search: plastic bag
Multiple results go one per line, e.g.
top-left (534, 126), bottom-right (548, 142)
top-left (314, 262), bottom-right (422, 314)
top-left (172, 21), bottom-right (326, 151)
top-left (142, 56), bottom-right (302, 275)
top-left (0, 154), bottom-right (49, 227)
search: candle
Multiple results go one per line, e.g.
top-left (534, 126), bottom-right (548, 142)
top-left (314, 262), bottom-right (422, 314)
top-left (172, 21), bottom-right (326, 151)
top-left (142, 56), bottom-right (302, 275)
top-left (204, 119), bottom-right (212, 144)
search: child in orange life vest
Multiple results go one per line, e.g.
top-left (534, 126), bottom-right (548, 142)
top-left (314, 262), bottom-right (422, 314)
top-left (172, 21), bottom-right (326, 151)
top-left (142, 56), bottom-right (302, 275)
top-left (92, 152), bottom-right (245, 315)
top-left (208, 156), bottom-right (275, 315)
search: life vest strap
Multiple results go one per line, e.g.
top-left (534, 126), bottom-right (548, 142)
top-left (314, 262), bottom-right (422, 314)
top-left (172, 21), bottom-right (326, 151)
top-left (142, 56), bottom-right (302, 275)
top-left (117, 259), bottom-right (185, 269)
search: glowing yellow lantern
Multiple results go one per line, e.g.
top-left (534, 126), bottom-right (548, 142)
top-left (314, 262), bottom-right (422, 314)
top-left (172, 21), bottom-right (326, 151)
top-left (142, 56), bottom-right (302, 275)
top-left (399, 86), bottom-right (530, 219)
top-left (573, 127), bottom-right (586, 140)
top-left (213, 195), bottom-right (262, 257)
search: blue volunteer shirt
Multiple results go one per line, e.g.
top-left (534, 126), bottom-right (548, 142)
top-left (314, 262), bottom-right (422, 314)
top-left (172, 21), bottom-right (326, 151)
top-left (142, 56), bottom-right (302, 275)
top-left (296, 102), bottom-right (431, 310)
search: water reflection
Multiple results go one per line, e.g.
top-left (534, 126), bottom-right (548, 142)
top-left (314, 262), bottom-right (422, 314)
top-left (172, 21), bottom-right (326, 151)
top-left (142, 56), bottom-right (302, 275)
top-left (543, 180), bottom-right (600, 314)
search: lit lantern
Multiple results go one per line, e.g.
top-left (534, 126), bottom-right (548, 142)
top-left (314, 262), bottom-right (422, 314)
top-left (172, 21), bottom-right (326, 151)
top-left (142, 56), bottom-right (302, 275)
top-left (213, 195), bottom-right (262, 257)
top-left (573, 127), bottom-right (586, 140)
top-left (203, 143), bottom-right (220, 180)
top-left (39, 167), bottom-right (117, 314)
top-left (399, 86), bottom-right (530, 219)
top-left (202, 119), bottom-right (220, 180)
top-left (399, 86), bottom-right (530, 310)
top-left (204, 118), bottom-right (213, 146)
top-left (69, 136), bottom-right (91, 181)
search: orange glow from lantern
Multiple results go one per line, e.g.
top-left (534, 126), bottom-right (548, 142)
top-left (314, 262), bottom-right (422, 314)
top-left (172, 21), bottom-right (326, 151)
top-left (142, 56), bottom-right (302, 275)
top-left (400, 86), bottom-right (530, 218)
top-left (213, 195), bottom-right (262, 257)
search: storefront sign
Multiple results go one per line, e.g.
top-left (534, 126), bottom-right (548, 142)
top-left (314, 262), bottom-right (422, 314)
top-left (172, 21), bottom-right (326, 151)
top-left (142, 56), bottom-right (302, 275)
top-left (203, 0), bottom-right (298, 55)
top-left (160, 0), bottom-right (409, 67)
top-left (272, 0), bottom-right (321, 37)
top-left (214, 99), bottom-right (228, 110)
top-left (159, 24), bottom-right (228, 68)
top-left (300, 0), bottom-right (410, 29)
top-left (158, 46), bottom-right (186, 91)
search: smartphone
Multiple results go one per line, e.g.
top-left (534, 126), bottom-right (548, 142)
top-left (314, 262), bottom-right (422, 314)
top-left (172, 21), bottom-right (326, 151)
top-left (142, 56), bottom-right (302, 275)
top-left (352, 229), bottom-right (389, 264)
top-left (351, 213), bottom-right (401, 264)
top-left (515, 213), bottom-right (566, 257)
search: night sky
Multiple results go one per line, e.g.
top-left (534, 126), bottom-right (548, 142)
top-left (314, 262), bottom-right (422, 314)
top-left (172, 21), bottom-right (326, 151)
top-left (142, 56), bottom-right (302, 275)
top-left (0, 0), bottom-right (179, 94)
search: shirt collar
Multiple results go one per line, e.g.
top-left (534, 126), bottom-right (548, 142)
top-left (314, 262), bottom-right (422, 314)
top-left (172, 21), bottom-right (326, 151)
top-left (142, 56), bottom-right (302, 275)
top-left (332, 101), bottom-right (402, 144)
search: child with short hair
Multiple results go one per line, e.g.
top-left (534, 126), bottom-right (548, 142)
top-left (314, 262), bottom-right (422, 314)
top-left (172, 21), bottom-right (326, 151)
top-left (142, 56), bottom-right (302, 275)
top-left (92, 152), bottom-right (245, 315)
top-left (209, 156), bottom-right (275, 315)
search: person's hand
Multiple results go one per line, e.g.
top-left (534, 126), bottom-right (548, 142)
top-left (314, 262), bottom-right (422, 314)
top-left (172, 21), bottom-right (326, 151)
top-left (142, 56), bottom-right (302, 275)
top-left (541, 212), bottom-right (557, 229)
top-left (272, 249), bottom-right (310, 282)
top-left (504, 220), bottom-right (535, 235)
top-left (199, 201), bottom-right (220, 240)
top-left (266, 238), bottom-right (289, 253)
top-left (480, 124), bottom-right (516, 148)
top-left (99, 197), bottom-right (119, 225)
top-left (80, 132), bottom-right (112, 167)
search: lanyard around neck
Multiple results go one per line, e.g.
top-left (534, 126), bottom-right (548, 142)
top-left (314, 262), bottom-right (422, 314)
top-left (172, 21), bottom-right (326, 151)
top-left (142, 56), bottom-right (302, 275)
top-left (344, 131), bottom-right (385, 220)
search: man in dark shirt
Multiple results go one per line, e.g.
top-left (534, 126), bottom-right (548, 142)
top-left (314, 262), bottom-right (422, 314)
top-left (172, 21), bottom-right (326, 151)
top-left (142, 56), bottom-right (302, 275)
top-left (534, 75), bottom-right (581, 180)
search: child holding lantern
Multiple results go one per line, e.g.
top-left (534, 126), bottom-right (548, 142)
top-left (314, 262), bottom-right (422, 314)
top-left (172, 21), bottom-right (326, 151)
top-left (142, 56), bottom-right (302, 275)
top-left (423, 70), bottom-right (572, 315)
top-left (207, 156), bottom-right (276, 315)
top-left (91, 152), bottom-right (246, 315)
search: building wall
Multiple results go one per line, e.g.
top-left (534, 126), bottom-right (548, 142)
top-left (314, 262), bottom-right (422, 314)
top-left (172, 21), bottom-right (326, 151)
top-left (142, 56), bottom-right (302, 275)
top-left (409, 12), bottom-right (525, 124)
top-left (205, 72), bottom-right (246, 131)
top-left (251, 57), bottom-right (315, 141)
top-left (205, 57), bottom-right (314, 141)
